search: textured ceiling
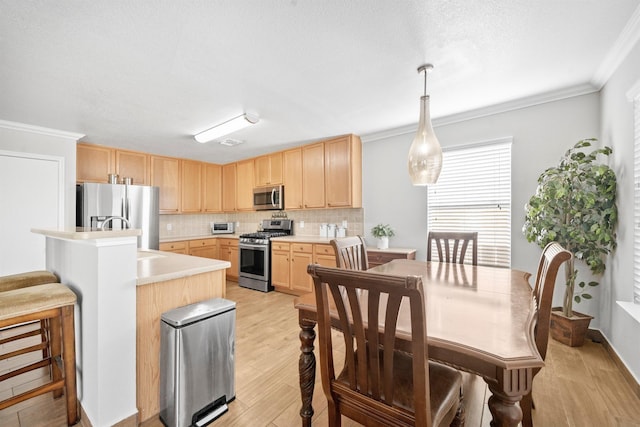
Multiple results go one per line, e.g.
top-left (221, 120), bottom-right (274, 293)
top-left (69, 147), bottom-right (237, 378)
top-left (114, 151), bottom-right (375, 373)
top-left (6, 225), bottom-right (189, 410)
top-left (1, 1), bottom-right (638, 163)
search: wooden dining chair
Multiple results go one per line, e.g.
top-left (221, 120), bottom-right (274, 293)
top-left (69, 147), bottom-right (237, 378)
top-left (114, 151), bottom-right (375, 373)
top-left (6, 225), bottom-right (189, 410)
top-left (521, 242), bottom-right (572, 427)
top-left (308, 264), bottom-right (464, 427)
top-left (427, 232), bottom-right (478, 265)
top-left (330, 236), bottom-right (369, 270)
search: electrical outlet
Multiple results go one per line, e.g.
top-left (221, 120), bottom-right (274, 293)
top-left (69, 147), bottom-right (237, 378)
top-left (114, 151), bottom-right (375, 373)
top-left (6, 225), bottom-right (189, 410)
top-left (166, 223), bottom-right (172, 231)
top-left (300, 221), bottom-right (305, 228)
top-left (342, 220), bottom-right (348, 228)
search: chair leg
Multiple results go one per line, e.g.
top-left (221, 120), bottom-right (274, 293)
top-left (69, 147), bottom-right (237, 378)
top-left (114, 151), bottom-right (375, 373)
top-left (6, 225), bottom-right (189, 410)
top-left (521, 390), bottom-right (533, 427)
top-left (61, 305), bottom-right (78, 426)
top-left (327, 401), bottom-right (341, 427)
top-left (49, 314), bottom-right (63, 399)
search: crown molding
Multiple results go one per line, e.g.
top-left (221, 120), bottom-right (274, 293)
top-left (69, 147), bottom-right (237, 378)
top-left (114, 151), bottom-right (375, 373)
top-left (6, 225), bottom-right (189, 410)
top-left (361, 83), bottom-right (598, 144)
top-left (0, 120), bottom-right (84, 140)
top-left (592, 4), bottom-right (640, 88)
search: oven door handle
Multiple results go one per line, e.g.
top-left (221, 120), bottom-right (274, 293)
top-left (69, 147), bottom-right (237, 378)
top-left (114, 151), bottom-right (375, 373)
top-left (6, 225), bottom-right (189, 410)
top-left (240, 243), bottom-right (269, 250)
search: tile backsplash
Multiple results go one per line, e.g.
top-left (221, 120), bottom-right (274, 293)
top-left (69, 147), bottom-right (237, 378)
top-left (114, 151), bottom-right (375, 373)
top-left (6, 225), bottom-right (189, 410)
top-left (159, 208), bottom-right (364, 239)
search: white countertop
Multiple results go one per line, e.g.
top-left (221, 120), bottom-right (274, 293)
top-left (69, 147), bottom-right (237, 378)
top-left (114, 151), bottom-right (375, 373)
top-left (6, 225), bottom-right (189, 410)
top-left (32, 227), bottom-right (142, 240)
top-left (137, 249), bottom-right (230, 285)
top-left (271, 235), bottom-right (335, 244)
top-left (160, 234), bottom-right (240, 243)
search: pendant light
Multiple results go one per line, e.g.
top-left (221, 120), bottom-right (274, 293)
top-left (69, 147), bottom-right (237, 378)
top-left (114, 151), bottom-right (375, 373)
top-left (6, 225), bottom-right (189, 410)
top-left (408, 64), bottom-right (442, 185)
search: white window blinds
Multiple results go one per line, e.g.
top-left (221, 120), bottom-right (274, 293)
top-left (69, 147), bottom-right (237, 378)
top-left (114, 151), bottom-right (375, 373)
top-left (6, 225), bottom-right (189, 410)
top-left (634, 97), bottom-right (640, 304)
top-left (427, 139), bottom-right (512, 267)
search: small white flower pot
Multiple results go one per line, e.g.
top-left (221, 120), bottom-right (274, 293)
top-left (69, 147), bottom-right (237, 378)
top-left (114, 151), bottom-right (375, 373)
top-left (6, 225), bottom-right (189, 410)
top-left (377, 236), bottom-right (389, 249)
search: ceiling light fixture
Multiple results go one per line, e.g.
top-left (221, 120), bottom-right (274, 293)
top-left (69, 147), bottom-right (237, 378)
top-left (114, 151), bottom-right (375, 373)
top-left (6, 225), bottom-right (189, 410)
top-left (408, 64), bottom-right (442, 185)
top-left (194, 113), bottom-right (259, 143)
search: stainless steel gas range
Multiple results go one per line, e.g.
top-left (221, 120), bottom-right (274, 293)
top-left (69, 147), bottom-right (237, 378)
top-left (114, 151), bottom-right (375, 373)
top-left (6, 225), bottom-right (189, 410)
top-left (238, 219), bottom-right (293, 292)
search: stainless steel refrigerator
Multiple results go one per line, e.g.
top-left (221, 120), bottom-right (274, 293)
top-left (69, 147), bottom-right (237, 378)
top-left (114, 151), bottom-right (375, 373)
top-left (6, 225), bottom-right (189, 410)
top-left (76, 183), bottom-right (160, 249)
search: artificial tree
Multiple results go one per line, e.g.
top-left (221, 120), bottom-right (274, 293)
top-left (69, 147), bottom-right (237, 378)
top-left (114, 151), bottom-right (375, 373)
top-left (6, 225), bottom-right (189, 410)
top-left (523, 138), bottom-right (617, 318)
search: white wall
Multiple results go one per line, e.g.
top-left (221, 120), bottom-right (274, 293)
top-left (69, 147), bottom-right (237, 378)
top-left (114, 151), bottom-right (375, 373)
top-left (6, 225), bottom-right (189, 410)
top-left (599, 34), bottom-right (640, 383)
top-left (0, 121), bottom-right (82, 273)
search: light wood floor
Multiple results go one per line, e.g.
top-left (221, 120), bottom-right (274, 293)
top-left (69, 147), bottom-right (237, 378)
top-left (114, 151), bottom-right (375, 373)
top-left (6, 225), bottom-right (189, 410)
top-left (2, 280), bottom-right (640, 426)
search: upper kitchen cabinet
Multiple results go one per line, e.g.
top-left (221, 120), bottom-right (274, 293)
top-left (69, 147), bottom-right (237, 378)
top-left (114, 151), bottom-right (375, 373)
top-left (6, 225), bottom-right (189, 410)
top-left (115, 149), bottom-right (149, 185)
top-left (181, 160), bottom-right (202, 213)
top-left (77, 143), bottom-right (114, 183)
top-left (283, 148), bottom-right (303, 210)
top-left (324, 134), bottom-right (362, 208)
top-left (236, 159), bottom-right (255, 211)
top-left (302, 142), bottom-right (325, 209)
top-left (150, 155), bottom-right (181, 214)
top-left (77, 143), bottom-right (150, 185)
top-left (254, 152), bottom-right (283, 187)
top-left (222, 163), bottom-right (237, 212)
top-left (203, 163), bottom-right (222, 213)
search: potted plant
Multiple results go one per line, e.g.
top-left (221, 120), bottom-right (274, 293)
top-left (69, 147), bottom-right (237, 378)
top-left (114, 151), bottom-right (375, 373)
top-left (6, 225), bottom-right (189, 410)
top-left (371, 224), bottom-right (395, 249)
top-left (523, 138), bottom-right (617, 347)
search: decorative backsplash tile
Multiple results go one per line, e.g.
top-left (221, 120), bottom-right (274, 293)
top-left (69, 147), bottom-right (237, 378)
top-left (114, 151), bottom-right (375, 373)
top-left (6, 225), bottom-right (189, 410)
top-left (159, 208), bottom-right (364, 239)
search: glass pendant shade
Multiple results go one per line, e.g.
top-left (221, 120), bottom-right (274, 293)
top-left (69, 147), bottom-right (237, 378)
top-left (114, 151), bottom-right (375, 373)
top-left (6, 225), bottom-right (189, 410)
top-left (408, 94), bottom-right (442, 185)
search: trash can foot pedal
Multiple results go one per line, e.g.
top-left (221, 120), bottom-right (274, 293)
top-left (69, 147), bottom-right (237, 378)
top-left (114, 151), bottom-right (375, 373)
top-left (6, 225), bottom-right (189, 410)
top-left (193, 396), bottom-right (228, 427)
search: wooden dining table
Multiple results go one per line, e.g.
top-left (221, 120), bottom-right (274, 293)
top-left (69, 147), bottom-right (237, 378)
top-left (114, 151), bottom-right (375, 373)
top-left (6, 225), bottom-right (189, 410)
top-left (294, 259), bottom-right (543, 427)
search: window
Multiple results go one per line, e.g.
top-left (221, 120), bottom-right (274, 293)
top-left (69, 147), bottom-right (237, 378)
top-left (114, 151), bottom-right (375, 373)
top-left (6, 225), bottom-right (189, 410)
top-left (427, 138), bottom-right (512, 267)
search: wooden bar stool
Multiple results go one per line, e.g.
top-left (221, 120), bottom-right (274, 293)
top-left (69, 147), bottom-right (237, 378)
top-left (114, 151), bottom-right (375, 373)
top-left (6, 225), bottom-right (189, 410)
top-left (0, 282), bottom-right (79, 426)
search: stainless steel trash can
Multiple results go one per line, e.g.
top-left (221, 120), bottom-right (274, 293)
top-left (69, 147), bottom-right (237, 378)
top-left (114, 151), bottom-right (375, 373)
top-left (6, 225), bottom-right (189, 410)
top-left (160, 298), bottom-right (236, 427)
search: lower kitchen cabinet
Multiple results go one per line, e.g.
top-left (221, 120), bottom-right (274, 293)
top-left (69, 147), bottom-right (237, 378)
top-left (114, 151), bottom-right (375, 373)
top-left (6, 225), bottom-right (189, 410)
top-left (290, 243), bottom-right (314, 294)
top-left (366, 248), bottom-right (416, 268)
top-left (188, 238), bottom-right (218, 259)
top-left (271, 242), bottom-right (290, 290)
top-left (159, 241), bottom-right (188, 254)
top-left (271, 241), bottom-right (337, 295)
top-left (218, 238), bottom-right (239, 280)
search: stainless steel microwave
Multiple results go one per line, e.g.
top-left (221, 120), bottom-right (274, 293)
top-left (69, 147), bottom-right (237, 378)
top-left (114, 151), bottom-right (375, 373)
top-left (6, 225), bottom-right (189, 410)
top-left (211, 222), bottom-right (235, 234)
top-left (253, 185), bottom-right (284, 210)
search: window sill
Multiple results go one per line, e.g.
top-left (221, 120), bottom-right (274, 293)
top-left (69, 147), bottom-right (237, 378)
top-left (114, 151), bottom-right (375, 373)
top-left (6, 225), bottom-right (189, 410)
top-left (617, 301), bottom-right (640, 324)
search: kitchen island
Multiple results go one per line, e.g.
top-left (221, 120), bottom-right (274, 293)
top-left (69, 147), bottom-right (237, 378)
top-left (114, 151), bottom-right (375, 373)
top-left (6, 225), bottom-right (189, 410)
top-left (31, 228), bottom-right (230, 427)
top-left (136, 249), bottom-right (230, 422)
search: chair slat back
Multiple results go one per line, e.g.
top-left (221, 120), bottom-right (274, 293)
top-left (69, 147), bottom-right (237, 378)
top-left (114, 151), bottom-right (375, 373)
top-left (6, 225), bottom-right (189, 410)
top-left (427, 231), bottom-right (478, 265)
top-left (533, 242), bottom-right (572, 359)
top-left (330, 236), bottom-right (369, 270)
top-left (308, 264), bottom-right (430, 426)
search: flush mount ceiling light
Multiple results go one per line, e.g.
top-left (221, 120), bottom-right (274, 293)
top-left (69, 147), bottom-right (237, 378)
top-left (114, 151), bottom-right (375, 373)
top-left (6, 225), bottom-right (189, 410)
top-left (408, 64), bottom-right (442, 186)
top-left (194, 113), bottom-right (259, 143)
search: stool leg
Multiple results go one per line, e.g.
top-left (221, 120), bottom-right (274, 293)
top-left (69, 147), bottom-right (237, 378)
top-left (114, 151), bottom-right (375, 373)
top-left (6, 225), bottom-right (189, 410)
top-left (61, 305), bottom-right (78, 426)
top-left (49, 314), bottom-right (63, 399)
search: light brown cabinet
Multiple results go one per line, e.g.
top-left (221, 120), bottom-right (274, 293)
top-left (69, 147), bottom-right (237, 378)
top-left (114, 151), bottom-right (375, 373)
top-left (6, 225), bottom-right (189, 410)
top-left (151, 155), bottom-right (181, 214)
top-left (203, 163), bottom-right (222, 213)
top-left (159, 241), bottom-right (188, 254)
top-left (272, 241), bottom-right (337, 295)
top-left (218, 238), bottom-right (239, 280)
top-left (77, 143), bottom-right (114, 183)
top-left (302, 143), bottom-right (325, 209)
top-left (324, 134), bottom-right (362, 208)
top-left (290, 243), bottom-right (314, 294)
top-left (188, 238), bottom-right (218, 259)
top-left (236, 159), bottom-right (255, 211)
top-left (271, 242), bottom-right (291, 290)
top-left (314, 244), bottom-right (337, 268)
top-left (283, 148), bottom-right (303, 210)
top-left (181, 160), bottom-right (202, 213)
top-left (255, 152), bottom-right (283, 187)
top-left (77, 143), bottom-right (150, 185)
top-left (115, 149), bottom-right (149, 185)
top-left (222, 163), bottom-right (237, 212)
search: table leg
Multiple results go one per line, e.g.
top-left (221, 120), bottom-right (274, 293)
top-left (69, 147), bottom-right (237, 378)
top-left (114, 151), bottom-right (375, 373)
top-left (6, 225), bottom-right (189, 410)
top-left (486, 377), bottom-right (527, 427)
top-left (298, 315), bottom-right (316, 427)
